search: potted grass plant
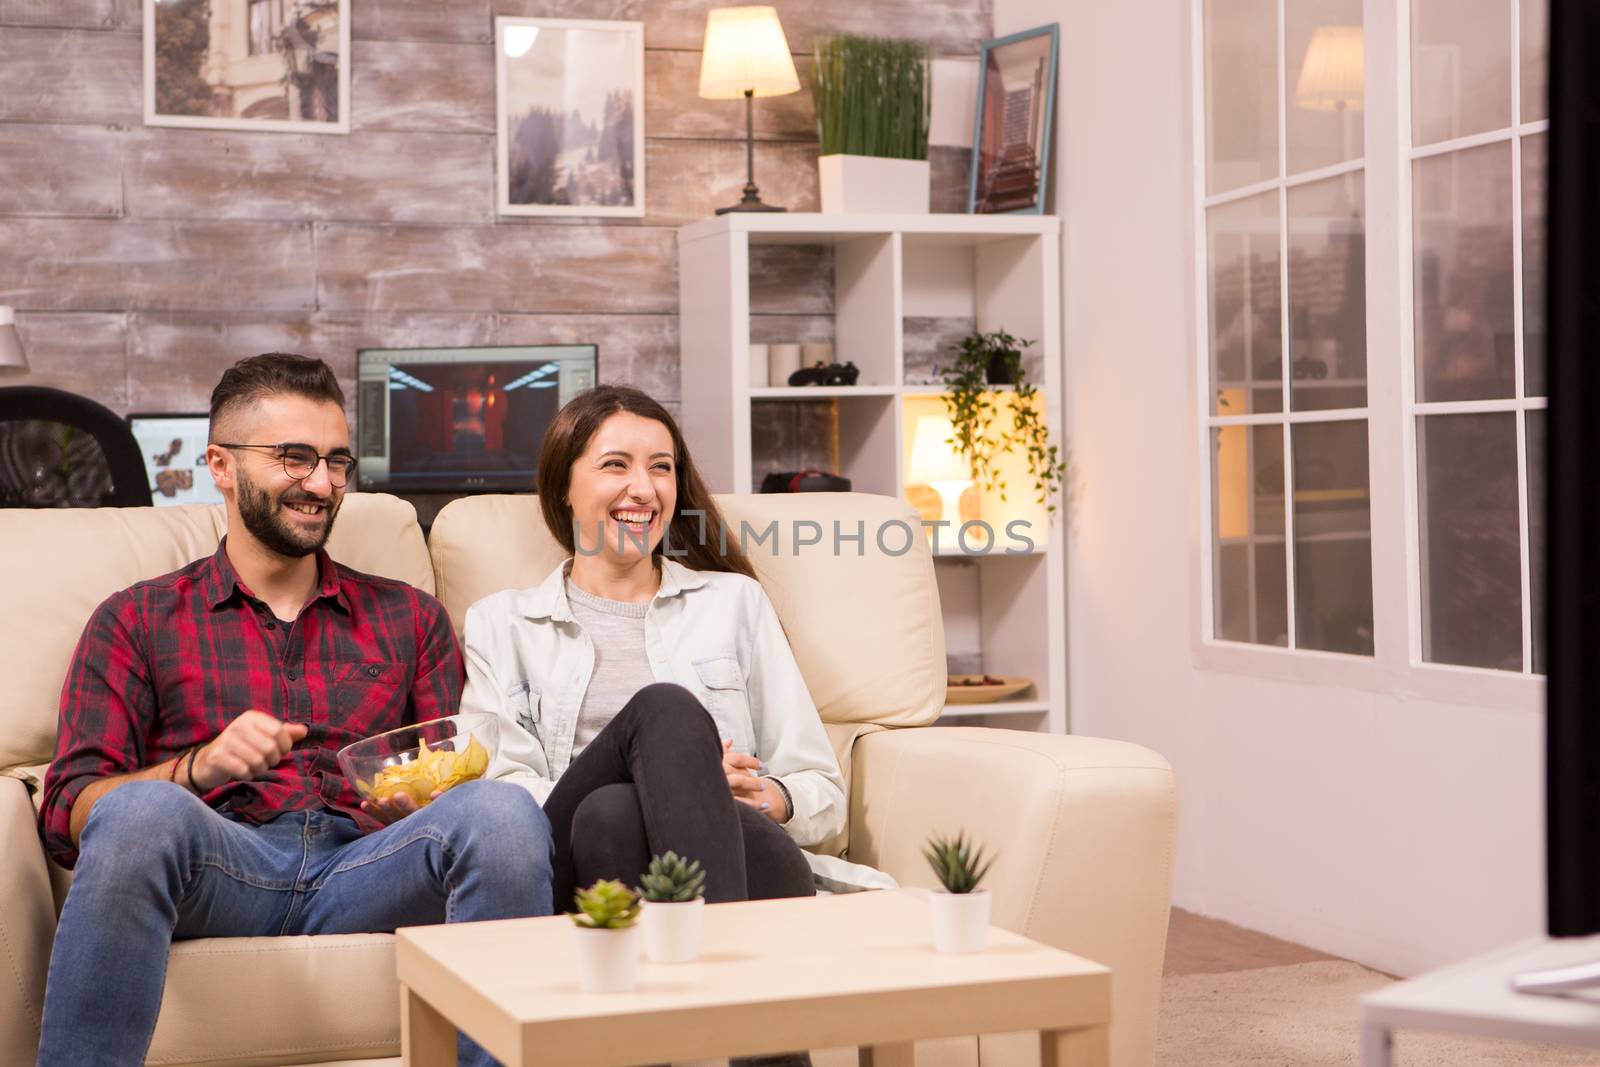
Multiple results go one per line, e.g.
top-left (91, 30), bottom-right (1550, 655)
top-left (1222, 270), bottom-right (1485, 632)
top-left (571, 879), bottom-right (643, 992)
top-left (812, 33), bottom-right (931, 213)
top-left (638, 851), bottom-right (708, 963)
top-left (924, 830), bottom-right (995, 953)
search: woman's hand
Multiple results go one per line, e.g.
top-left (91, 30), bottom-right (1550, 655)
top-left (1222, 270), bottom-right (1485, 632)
top-left (722, 739), bottom-right (787, 824)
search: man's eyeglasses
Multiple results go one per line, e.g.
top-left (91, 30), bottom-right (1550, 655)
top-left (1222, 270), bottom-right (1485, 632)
top-left (216, 443), bottom-right (358, 487)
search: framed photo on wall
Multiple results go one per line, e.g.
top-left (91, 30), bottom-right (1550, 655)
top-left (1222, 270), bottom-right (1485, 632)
top-left (126, 414), bottom-right (224, 507)
top-left (496, 17), bottom-right (646, 218)
top-left (143, 0), bottom-right (350, 133)
top-left (968, 24), bottom-right (1059, 215)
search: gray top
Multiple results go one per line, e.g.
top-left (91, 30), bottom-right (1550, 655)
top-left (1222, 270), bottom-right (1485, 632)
top-left (566, 579), bottom-right (656, 757)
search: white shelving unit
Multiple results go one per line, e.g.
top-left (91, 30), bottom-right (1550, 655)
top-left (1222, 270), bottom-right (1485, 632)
top-left (677, 213), bottom-right (1065, 733)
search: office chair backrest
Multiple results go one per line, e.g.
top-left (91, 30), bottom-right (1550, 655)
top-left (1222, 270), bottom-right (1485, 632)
top-left (0, 387), bottom-right (153, 508)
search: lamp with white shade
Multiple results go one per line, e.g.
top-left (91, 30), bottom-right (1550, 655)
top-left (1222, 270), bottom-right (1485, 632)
top-left (907, 414), bottom-right (973, 531)
top-left (1294, 26), bottom-right (1364, 112)
top-left (0, 307), bottom-right (28, 376)
top-left (698, 5), bottom-right (801, 214)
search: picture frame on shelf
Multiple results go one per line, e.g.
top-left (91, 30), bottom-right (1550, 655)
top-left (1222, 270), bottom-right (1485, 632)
top-left (143, 0), bottom-right (351, 133)
top-left (495, 17), bottom-right (646, 218)
top-left (968, 23), bottom-right (1059, 215)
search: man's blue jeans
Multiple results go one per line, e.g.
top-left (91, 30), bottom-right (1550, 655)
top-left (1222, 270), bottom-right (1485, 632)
top-left (37, 778), bottom-right (553, 1066)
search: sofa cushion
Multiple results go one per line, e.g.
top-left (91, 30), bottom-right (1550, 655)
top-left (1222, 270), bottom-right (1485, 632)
top-left (430, 492), bottom-right (946, 730)
top-left (0, 494), bottom-right (434, 772)
top-left (145, 934), bottom-right (399, 1067)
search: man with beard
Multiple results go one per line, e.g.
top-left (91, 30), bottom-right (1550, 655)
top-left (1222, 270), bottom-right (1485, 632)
top-left (35, 353), bottom-right (553, 1066)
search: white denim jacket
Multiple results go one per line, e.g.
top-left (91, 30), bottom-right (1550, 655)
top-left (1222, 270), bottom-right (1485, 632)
top-left (459, 557), bottom-right (848, 851)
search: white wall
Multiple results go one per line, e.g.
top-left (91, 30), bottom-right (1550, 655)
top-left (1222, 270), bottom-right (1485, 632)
top-left (993, 0), bottom-right (1546, 977)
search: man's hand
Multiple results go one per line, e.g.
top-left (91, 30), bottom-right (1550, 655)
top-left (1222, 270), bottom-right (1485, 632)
top-left (360, 788), bottom-right (439, 826)
top-left (190, 711), bottom-right (308, 793)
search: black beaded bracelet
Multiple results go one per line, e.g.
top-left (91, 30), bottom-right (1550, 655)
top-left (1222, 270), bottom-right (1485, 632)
top-left (183, 745), bottom-right (203, 793)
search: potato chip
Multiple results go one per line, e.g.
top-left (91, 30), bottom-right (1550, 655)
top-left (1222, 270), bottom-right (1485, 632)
top-left (360, 734), bottom-right (489, 807)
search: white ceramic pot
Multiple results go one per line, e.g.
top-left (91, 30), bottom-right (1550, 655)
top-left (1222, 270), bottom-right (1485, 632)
top-left (928, 888), bottom-right (992, 953)
top-left (642, 897), bottom-right (705, 963)
top-left (818, 155), bottom-right (931, 214)
top-left (573, 924), bottom-right (641, 993)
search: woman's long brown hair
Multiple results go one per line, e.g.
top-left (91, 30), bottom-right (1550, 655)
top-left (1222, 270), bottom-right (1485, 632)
top-left (536, 385), bottom-right (756, 579)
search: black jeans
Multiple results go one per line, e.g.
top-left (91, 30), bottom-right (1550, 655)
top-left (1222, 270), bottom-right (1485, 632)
top-left (542, 682), bottom-right (816, 911)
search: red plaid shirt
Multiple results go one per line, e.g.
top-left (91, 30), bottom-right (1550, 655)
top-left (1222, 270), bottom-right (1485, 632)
top-left (39, 540), bottom-right (463, 868)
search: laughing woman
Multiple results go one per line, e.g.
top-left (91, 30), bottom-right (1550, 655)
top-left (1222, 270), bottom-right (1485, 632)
top-left (460, 385), bottom-right (845, 915)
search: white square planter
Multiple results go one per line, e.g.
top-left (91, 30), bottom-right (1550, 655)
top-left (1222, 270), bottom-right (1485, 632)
top-left (818, 155), bottom-right (931, 214)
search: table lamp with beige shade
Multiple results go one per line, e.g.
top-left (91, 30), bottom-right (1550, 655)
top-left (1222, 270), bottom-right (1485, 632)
top-left (698, 6), bottom-right (801, 214)
top-left (1295, 25), bottom-right (1362, 161)
top-left (907, 414), bottom-right (976, 530)
top-left (0, 307), bottom-right (28, 375)
top-left (1295, 26), bottom-right (1363, 112)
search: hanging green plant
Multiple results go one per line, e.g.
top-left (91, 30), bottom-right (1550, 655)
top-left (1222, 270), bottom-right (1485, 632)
top-left (938, 329), bottom-right (1068, 514)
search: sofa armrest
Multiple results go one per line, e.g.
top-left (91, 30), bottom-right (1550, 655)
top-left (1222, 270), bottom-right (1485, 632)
top-left (0, 776), bottom-right (55, 1063)
top-left (847, 727), bottom-right (1177, 1067)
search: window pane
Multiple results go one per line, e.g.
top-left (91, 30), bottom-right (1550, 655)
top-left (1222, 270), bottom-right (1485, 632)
top-left (1292, 421), bottom-right (1373, 654)
top-left (1287, 3), bottom-right (1363, 174)
top-left (1418, 412), bottom-right (1523, 669)
top-left (1206, 0), bottom-right (1279, 194)
top-left (1214, 426), bottom-right (1288, 646)
top-left (1209, 192), bottom-right (1283, 415)
top-left (1523, 132), bottom-right (1547, 397)
top-left (1288, 172), bottom-right (1366, 411)
top-left (1527, 409), bottom-right (1545, 673)
top-left (1413, 143), bottom-right (1515, 402)
top-left (1412, 0), bottom-right (1512, 146)
top-left (1521, 0), bottom-right (1548, 123)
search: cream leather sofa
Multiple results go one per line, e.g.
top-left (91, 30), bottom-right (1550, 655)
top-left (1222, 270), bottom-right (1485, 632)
top-left (0, 492), bottom-right (1176, 1067)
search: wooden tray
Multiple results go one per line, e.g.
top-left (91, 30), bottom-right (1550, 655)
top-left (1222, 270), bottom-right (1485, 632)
top-left (944, 676), bottom-right (1034, 704)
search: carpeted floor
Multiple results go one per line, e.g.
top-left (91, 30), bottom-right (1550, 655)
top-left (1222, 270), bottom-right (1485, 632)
top-left (1160, 936), bottom-right (1598, 1065)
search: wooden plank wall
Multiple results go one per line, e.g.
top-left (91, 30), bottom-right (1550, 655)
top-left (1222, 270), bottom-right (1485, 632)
top-left (0, 0), bottom-right (987, 484)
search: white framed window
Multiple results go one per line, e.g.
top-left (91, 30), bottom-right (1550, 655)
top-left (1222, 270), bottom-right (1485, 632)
top-left (1197, 0), bottom-right (1374, 656)
top-left (1191, 0), bottom-right (1548, 691)
top-left (1403, 0), bottom-right (1547, 674)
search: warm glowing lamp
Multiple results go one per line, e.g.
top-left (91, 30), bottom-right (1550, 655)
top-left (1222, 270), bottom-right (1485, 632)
top-left (1295, 26), bottom-right (1363, 112)
top-left (0, 307), bottom-right (28, 376)
top-left (698, 6), bottom-right (801, 214)
top-left (908, 415), bottom-right (972, 531)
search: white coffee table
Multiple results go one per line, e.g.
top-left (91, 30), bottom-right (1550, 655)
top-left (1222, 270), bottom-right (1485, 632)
top-left (1360, 935), bottom-right (1600, 1066)
top-left (396, 889), bottom-right (1111, 1067)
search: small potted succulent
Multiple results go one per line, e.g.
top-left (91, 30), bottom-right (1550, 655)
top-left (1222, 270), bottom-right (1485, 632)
top-left (570, 879), bottom-right (643, 992)
top-left (923, 830), bottom-right (995, 953)
top-left (638, 851), bottom-right (708, 963)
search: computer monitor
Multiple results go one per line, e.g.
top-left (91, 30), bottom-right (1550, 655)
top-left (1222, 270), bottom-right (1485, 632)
top-left (126, 413), bottom-right (223, 507)
top-left (356, 344), bottom-right (597, 492)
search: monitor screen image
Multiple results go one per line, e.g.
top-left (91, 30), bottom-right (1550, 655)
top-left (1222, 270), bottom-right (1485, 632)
top-left (357, 345), bottom-right (597, 492)
top-left (127, 414), bottom-right (224, 508)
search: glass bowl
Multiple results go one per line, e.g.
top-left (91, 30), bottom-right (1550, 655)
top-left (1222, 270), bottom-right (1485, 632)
top-left (336, 713), bottom-right (499, 809)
